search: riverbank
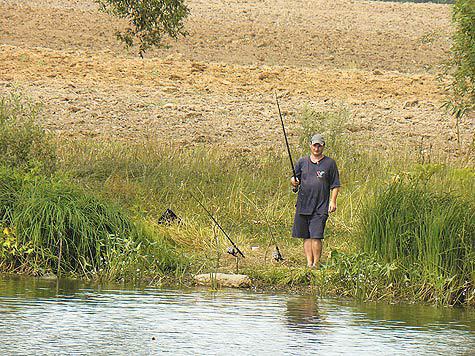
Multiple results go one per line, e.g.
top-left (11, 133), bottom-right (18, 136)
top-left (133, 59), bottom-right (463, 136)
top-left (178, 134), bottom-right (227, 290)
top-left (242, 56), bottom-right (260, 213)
top-left (1, 92), bottom-right (473, 306)
top-left (1, 0), bottom-right (474, 306)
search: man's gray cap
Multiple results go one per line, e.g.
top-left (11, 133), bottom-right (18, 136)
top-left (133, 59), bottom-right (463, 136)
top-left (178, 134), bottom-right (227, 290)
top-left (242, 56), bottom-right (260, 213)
top-left (310, 133), bottom-right (325, 145)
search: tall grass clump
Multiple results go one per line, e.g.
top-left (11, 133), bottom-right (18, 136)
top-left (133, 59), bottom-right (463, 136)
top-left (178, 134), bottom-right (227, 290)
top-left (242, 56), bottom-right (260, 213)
top-left (0, 91), bottom-right (56, 174)
top-left (444, 0), bottom-right (475, 119)
top-left (297, 106), bottom-right (353, 163)
top-left (0, 167), bottom-right (23, 224)
top-left (362, 172), bottom-right (475, 304)
top-left (0, 170), bottom-right (187, 278)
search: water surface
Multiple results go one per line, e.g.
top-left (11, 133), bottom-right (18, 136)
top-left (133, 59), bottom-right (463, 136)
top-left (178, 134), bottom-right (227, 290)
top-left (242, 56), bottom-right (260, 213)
top-left (0, 276), bottom-right (473, 355)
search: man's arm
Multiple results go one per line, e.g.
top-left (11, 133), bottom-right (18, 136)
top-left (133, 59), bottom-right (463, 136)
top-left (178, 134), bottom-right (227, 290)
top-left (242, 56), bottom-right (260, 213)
top-left (328, 187), bottom-right (340, 213)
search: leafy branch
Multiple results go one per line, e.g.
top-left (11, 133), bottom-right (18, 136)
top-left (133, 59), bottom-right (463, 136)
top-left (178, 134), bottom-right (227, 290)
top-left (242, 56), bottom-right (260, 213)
top-left (96, 0), bottom-right (189, 57)
top-left (445, 1), bottom-right (475, 116)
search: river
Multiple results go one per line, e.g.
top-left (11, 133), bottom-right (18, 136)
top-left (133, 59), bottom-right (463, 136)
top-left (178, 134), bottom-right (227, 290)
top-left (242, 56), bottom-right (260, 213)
top-left (0, 275), bottom-right (473, 355)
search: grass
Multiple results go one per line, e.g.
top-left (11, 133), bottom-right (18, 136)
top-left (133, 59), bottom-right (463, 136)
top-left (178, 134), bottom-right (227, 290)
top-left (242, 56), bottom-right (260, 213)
top-left (47, 112), bottom-right (475, 306)
top-left (0, 91), bottom-right (56, 174)
top-left (58, 140), bottom-right (295, 248)
top-left (0, 166), bottom-right (187, 280)
top-left (362, 171), bottom-right (474, 304)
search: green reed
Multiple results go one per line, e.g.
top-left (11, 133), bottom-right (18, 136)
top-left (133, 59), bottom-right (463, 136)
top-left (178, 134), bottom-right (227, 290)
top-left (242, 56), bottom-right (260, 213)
top-left (362, 171), bottom-right (475, 304)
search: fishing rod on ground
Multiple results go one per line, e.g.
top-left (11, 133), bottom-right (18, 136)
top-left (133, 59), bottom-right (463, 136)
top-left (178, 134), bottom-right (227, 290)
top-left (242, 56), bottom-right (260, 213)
top-left (189, 192), bottom-right (245, 259)
top-left (275, 94), bottom-right (299, 194)
top-left (240, 191), bottom-right (284, 263)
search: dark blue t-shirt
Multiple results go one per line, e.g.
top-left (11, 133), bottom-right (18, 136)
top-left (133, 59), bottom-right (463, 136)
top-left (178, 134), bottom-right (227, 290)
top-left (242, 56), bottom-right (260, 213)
top-left (295, 155), bottom-right (340, 215)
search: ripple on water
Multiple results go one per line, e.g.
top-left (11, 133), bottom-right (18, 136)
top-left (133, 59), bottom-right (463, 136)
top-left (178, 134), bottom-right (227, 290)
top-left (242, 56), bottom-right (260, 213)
top-left (0, 277), bottom-right (474, 355)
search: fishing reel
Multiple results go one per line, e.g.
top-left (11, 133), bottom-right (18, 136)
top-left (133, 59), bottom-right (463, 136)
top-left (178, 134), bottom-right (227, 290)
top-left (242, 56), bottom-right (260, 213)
top-left (227, 246), bottom-right (239, 257)
top-left (272, 246), bottom-right (284, 262)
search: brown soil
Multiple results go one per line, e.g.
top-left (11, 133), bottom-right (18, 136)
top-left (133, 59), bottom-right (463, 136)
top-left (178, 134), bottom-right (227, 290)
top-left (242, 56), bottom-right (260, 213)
top-left (1, 0), bottom-right (474, 155)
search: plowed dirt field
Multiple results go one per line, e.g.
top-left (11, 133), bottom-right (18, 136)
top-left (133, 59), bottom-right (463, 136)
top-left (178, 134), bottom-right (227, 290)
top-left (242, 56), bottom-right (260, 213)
top-left (1, 0), bottom-right (473, 155)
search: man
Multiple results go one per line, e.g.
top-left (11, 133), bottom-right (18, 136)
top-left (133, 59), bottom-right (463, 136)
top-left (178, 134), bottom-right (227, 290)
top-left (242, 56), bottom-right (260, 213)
top-left (290, 133), bottom-right (340, 268)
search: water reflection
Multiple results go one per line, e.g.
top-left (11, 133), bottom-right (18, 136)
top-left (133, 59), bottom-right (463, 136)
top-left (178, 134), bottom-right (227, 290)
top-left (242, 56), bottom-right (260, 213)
top-left (285, 295), bottom-right (323, 330)
top-left (343, 299), bottom-right (475, 331)
top-left (0, 275), bottom-right (474, 355)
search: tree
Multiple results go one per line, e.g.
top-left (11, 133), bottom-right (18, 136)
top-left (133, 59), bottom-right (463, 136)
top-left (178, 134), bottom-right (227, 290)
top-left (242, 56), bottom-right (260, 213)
top-left (96, 0), bottom-right (189, 57)
top-left (445, 0), bottom-right (475, 125)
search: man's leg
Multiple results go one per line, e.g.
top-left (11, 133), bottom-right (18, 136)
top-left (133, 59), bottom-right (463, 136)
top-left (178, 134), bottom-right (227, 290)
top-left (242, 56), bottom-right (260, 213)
top-left (303, 239), bottom-right (314, 267)
top-left (307, 214), bottom-right (326, 267)
top-left (310, 239), bottom-right (323, 267)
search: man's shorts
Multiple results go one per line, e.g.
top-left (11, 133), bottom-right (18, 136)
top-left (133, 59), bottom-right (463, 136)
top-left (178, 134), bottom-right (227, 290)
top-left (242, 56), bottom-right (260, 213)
top-left (292, 213), bottom-right (328, 239)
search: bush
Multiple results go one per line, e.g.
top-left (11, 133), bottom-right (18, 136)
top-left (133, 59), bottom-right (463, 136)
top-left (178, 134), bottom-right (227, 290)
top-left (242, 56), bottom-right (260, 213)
top-left (0, 92), bottom-right (56, 174)
top-left (97, 0), bottom-right (189, 56)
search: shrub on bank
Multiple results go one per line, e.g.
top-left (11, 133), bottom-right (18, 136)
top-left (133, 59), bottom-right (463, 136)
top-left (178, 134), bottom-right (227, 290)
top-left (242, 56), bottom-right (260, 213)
top-left (0, 92), bottom-right (56, 174)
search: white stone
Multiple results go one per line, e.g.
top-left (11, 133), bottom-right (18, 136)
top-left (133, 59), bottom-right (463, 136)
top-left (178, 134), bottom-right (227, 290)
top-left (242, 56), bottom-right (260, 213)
top-left (194, 273), bottom-right (251, 288)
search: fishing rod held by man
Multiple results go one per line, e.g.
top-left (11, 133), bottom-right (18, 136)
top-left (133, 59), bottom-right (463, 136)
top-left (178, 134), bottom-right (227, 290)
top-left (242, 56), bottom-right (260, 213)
top-left (275, 95), bottom-right (299, 193)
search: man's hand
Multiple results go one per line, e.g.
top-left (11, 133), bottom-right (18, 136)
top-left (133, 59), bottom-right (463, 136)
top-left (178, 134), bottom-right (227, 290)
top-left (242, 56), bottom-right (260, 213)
top-left (290, 177), bottom-right (300, 187)
top-left (328, 201), bottom-right (337, 213)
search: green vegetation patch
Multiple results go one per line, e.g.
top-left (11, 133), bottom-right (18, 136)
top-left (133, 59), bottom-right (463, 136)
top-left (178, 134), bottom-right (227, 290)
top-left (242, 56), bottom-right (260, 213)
top-left (362, 170), bottom-right (475, 304)
top-left (0, 91), bottom-right (56, 174)
top-left (1, 91), bottom-right (474, 306)
top-left (0, 167), bottom-right (187, 279)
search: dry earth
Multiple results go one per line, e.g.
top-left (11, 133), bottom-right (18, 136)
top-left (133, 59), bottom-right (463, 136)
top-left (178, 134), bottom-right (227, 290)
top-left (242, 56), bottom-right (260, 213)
top-left (1, 0), bottom-right (474, 156)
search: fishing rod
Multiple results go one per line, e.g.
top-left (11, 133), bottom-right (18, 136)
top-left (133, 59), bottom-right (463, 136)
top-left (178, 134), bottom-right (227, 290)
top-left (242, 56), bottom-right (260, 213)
top-left (240, 191), bottom-right (284, 262)
top-left (276, 94), bottom-right (299, 193)
top-left (272, 244), bottom-right (284, 262)
top-left (190, 192), bottom-right (245, 258)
